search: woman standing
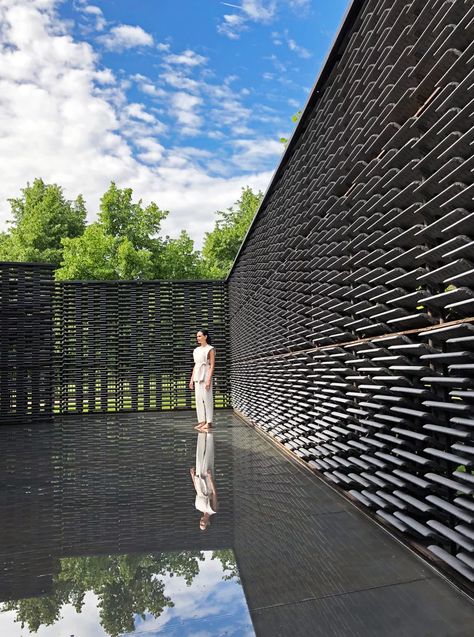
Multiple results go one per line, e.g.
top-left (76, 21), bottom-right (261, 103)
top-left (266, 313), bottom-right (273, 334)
top-left (189, 329), bottom-right (215, 430)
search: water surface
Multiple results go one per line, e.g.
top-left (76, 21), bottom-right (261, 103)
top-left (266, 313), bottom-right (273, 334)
top-left (0, 411), bottom-right (473, 636)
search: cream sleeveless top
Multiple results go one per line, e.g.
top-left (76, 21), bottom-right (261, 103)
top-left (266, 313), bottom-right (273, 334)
top-left (192, 344), bottom-right (214, 382)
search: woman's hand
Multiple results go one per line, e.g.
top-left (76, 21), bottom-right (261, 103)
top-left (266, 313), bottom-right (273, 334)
top-left (205, 380), bottom-right (211, 391)
top-left (189, 380), bottom-right (194, 390)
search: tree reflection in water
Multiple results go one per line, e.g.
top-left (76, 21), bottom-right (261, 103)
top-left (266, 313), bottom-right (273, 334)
top-left (2, 550), bottom-right (239, 636)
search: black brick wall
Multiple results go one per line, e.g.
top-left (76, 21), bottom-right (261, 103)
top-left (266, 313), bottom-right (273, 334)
top-left (229, 0), bottom-right (474, 584)
top-left (0, 265), bottom-right (230, 420)
top-left (55, 280), bottom-right (230, 414)
top-left (0, 262), bottom-right (55, 424)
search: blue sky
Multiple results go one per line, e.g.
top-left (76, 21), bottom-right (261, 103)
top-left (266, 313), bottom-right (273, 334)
top-left (0, 0), bottom-right (348, 246)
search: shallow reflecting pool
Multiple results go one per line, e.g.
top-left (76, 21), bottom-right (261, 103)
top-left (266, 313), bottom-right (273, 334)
top-left (0, 411), bottom-right (473, 636)
top-left (1, 550), bottom-right (253, 636)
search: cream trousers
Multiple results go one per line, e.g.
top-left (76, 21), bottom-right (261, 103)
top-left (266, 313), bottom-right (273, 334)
top-left (195, 381), bottom-right (214, 424)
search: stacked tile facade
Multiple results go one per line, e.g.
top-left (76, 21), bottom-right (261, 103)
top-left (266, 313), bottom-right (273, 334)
top-left (0, 262), bottom-right (55, 424)
top-left (229, 0), bottom-right (474, 583)
top-left (56, 280), bottom-right (230, 413)
top-left (0, 266), bottom-right (230, 419)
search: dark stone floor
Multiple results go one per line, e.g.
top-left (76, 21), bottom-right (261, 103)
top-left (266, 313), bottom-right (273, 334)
top-left (0, 410), bottom-right (473, 636)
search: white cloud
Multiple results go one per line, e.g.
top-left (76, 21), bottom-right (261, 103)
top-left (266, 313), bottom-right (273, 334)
top-left (94, 67), bottom-right (115, 84)
top-left (231, 137), bottom-right (284, 169)
top-left (155, 168), bottom-right (273, 242)
top-left (131, 73), bottom-right (167, 98)
top-left (126, 102), bottom-right (158, 123)
top-left (232, 125), bottom-right (253, 135)
top-left (82, 4), bottom-right (101, 16)
top-left (266, 53), bottom-right (287, 72)
top-left (0, 0), bottom-right (275, 248)
top-left (137, 57), bottom-right (254, 140)
top-left (137, 552), bottom-right (253, 635)
top-left (207, 130), bottom-right (226, 140)
top-left (242, 0), bottom-right (276, 21)
top-left (79, 4), bottom-right (106, 31)
top-left (135, 138), bottom-right (165, 164)
top-left (217, 0), bottom-right (276, 39)
top-left (287, 37), bottom-right (311, 58)
top-left (171, 91), bottom-right (203, 133)
top-left (161, 69), bottom-right (200, 92)
top-left (211, 98), bottom-right (251, 126)
top-left (164, 49), bottom-right (207, 67)
top-left (0, 591), bottom-right (107, 637)
top-left (217, 13), bottom-right (247, 39)
top-left (252, 103), bottom-right (282, 124)
top-left (218, 1), bottom-right (311, 39)
top-left (272, 29), bottom-right (311, 58)
top-left (0, 553), bottom-right (255, 636)
top-left (289, 0), bottom-right (311, 9)
top-left (99, 24), bottom-right (153, 51)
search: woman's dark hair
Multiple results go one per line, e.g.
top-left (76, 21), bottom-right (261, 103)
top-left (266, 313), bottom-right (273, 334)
top-left (197, 328), bottom-right (212, 344)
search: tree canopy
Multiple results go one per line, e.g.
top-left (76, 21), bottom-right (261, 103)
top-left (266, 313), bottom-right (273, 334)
top-left (201, 186), bottom-right (263, 278)
top-left (56, 182), bottom-right (169, 280)
top-left (159, 230), bottom-right (206, 279)
top-left (0, 179), bottom-right (262, 280)
top-left (0, 178), bottom-right (86, 266)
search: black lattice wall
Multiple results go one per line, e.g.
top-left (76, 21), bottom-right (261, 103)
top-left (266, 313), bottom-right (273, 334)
top-left (1, 265), bottom-right (230, 419)
top-left (56, 280), bottom-right (230, 414)
top-left (0, 263), bottom-right (55, 424)
top-left (229, 0), bottom-right (474, 584)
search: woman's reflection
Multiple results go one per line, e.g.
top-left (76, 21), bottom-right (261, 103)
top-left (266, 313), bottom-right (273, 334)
top-left (190, 432), bottom-right (218, 530)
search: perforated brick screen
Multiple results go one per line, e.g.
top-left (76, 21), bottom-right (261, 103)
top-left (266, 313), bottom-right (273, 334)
top-left (0, 267), bottom-right (230, 421)
top-left (228, 0), bottom-right (474, 584)
top-left (0, 262), bottom-right (55, 423)
top-left (55, 280), bottom-right (230, 414)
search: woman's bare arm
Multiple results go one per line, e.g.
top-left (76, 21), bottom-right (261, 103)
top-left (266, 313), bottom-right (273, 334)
top-left (189, 364), bottom-right (196, 390)
top-left (205, 349), bottom-right (215, 390)
top-left (207, 469), bottom-right (219, 511)
top-left (190, 467), bottom-right (197, 490)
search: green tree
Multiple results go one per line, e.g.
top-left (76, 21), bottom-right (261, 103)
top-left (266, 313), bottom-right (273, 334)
top-left (56, 223), bottom-right (116, 280)
top-left (212, 549), bottom-right (240, 583)
top-left (0, 231), bottom-right (11, 258)
top-left (160, 230), bottom-right (205, 279)
top-left (57, 182), bottom-right (168, 280)
top-left (2, 551), bottom-right (204, 636)
top-left (279, 109), bottom-right (302, 145)
top-left (0, 178), bottom-right (86, 265)
top-left (99, 182), bottom-right (166, 252)
top-left (1, 179), bottom-right (261, 281)
top-left (202, 187), bottom-right (262, 278)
